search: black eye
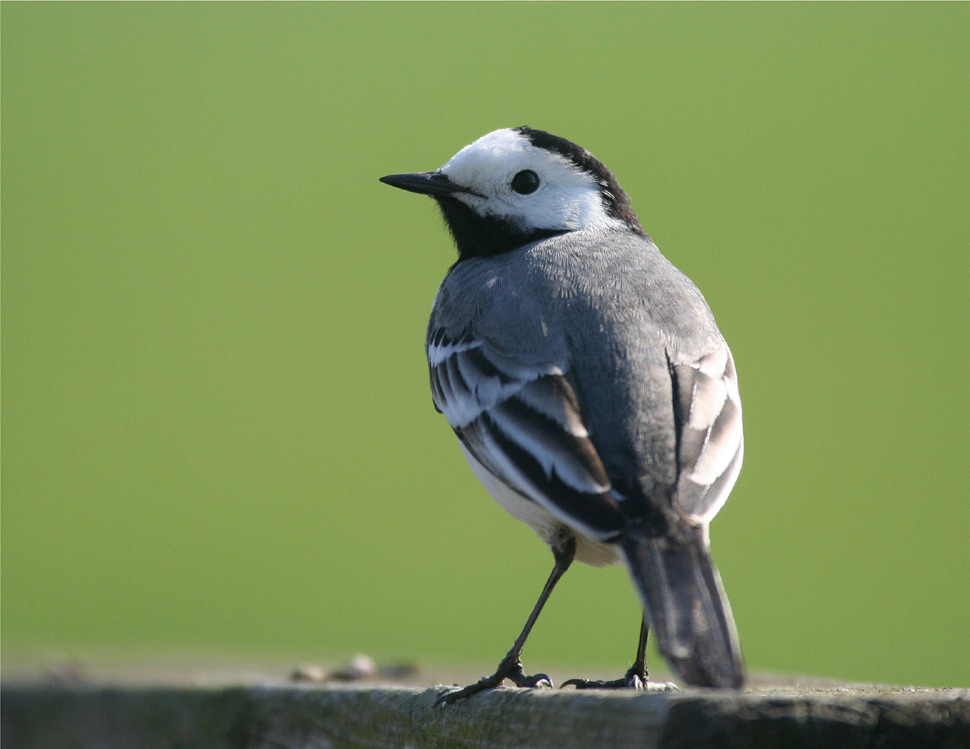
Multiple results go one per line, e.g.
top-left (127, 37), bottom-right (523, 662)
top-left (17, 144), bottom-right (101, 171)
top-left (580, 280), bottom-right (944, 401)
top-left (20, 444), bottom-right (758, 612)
top-left (511, 170), bottom-right (540, 195)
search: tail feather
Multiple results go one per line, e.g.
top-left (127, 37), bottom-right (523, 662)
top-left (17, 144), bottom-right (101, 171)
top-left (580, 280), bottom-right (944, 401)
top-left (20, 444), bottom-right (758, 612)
top-left (621, 528), bottom-right (744, 688)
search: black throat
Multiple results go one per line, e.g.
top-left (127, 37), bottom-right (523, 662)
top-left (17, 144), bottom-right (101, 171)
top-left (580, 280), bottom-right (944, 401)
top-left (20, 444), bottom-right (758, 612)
top-left (435, 196), bottom-right (568, 260)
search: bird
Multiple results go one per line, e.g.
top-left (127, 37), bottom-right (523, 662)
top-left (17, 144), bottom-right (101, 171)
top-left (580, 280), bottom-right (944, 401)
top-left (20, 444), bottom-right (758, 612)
top-left (380, 127), bottom-right (745, 704)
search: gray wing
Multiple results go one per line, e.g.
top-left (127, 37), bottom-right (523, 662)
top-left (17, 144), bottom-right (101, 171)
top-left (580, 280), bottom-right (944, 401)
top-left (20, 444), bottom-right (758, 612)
top-left (668, 345), bottom-right (744, 524)
top-left (428, 327), bottom-right (626, 541)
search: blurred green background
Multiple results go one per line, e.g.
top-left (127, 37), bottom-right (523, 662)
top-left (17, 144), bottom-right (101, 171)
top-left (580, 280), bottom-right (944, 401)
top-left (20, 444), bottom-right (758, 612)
top-left (3, 4), bottom-right (968, 688)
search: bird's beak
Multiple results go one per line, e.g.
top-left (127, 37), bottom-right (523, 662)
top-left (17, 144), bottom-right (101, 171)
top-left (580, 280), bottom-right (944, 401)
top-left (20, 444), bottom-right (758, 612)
top-left (379, 171), bottom-right (462, 197)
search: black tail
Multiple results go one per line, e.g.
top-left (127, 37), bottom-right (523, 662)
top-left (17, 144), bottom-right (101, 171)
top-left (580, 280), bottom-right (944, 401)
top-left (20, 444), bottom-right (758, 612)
top-left (621, 527), bottom-right (744, 688)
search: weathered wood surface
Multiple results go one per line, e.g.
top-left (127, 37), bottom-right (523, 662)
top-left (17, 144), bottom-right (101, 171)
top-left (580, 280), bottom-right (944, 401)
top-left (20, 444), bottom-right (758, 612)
top-left (2, 681), bottom-right (968, 748)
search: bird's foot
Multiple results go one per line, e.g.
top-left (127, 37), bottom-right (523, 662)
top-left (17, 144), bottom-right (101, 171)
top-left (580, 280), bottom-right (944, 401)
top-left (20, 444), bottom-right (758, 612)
top-left (434, 657), bottom-right (552, 707)
top-left (561, 662), bottom-right (680, 692)
top-left (562, 676), bottom-right (637, 690)
top-left (561, 675), bottom-right (680, 691)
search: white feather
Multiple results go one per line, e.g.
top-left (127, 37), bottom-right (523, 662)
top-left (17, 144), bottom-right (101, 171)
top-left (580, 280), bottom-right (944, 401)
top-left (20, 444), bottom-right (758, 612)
top-left (439, 129), bottom-right (625, 234)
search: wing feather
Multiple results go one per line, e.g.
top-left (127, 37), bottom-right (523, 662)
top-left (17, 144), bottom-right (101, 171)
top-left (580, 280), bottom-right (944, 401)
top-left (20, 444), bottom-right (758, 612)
top-left (429, 329), bottom-right (624, 540)
top-left (669, 346), bottom-right (744, 524)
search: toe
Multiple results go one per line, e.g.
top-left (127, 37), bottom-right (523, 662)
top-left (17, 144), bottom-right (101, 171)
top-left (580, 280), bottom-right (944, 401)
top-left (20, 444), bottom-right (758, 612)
top-left (645, 681), bottom-right (680, 692)
top-left (510, 671), bottom-right (553, 689)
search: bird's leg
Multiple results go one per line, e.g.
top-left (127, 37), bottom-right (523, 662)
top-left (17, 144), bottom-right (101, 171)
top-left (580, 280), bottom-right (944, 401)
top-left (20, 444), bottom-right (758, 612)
top-left (434, 537), bottom-right (576, 707)
top-left (623, 613), bottom-right (650, 688)
top-left (562, 612), bottom-right (675, 690)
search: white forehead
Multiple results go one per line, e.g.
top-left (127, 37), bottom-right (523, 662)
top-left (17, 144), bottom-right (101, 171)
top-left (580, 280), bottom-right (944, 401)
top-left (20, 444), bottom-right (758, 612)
top-left (440, 129), bottom-right (593, 191)
top-left (437, 128), bottom-right (621, 232)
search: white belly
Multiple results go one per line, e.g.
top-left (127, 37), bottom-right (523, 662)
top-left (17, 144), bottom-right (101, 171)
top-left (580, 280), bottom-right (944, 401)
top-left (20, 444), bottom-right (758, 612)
top-left (460, 444), bottom-right (621, 567)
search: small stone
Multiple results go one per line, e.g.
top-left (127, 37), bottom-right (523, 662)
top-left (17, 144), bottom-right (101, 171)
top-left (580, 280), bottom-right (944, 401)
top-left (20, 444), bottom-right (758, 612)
top-left (332, 654), bottom-right (378, 681)
top-left (290, 665), bottom-right (330, 683)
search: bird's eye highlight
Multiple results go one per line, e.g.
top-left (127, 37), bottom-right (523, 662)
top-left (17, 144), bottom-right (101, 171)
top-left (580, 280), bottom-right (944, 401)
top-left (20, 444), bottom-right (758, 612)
top-left (511, 170), bottom-right (540, 195)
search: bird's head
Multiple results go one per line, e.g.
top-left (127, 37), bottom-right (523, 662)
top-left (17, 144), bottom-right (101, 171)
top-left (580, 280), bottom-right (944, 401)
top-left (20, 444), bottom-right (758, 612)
top-left (381, 127), bottom-right (645, 259)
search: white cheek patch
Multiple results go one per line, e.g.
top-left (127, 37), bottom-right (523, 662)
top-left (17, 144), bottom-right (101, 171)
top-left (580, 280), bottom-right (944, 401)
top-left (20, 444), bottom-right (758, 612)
top-left (440, 129), bottom-right (624, 233)
top-left (534, 185), bottom-right (618, 232)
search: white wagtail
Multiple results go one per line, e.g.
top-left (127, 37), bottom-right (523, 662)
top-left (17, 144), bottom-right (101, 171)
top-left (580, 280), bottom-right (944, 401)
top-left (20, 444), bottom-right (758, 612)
top-left (381, 127), bottom-right (745, 703)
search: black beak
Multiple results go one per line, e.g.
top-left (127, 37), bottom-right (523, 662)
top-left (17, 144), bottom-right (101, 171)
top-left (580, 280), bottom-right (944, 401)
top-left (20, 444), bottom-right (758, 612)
top-left (379, 171), bottom-right (463, 197)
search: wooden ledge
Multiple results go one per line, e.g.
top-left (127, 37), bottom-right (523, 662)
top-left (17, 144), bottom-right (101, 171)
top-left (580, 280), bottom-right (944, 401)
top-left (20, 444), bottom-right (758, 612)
top-left (2, 681), bottom-right (968, 748)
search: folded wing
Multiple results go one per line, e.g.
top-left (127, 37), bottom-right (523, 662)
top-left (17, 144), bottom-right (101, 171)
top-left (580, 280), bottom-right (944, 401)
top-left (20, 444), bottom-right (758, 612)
top-left (429, 328), bottom-right (625, 540)
top-left (668, 346), bottom-right (744, 525)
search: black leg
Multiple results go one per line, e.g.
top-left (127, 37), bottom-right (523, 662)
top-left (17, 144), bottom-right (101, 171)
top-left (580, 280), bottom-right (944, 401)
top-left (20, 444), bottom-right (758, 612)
top-left (562, 612), bottom-right (651, 690)
top-left (434, 536), bottom-right (576, 707)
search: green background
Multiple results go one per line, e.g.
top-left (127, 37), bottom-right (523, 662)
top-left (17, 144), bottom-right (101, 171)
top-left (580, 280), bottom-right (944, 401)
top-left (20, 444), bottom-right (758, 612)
top-left (3, 4), bottom-right (968, 688)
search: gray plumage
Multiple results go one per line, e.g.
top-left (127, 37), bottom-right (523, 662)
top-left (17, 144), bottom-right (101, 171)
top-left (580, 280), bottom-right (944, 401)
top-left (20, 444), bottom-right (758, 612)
top-left (382, 127), bottom-right (744, 693)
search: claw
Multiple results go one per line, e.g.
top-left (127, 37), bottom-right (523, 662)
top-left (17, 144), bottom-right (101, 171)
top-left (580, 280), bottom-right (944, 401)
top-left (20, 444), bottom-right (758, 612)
top-left (510, 671), bottom-right (553, 689)
top-left (560, 678), bottom-right (585, 689)
top-left (434, 685), bottom-right (476, 709)
top-left (433, 689), bottom-right (456, 710)
top-left (560, 678), bottom-right (679, 692)
top-left (645, 681), bottom-right (680, 692)
top-left (560, 658), bottom-right (667, 691)
top-left (561, 669), bottom-right (661, 691)
top-left (561, 676), bottom-right (637, 690)
top-left (433, 672), bottom-right (502, 708)
top-left (433, 660), bottom-right (552, 707)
